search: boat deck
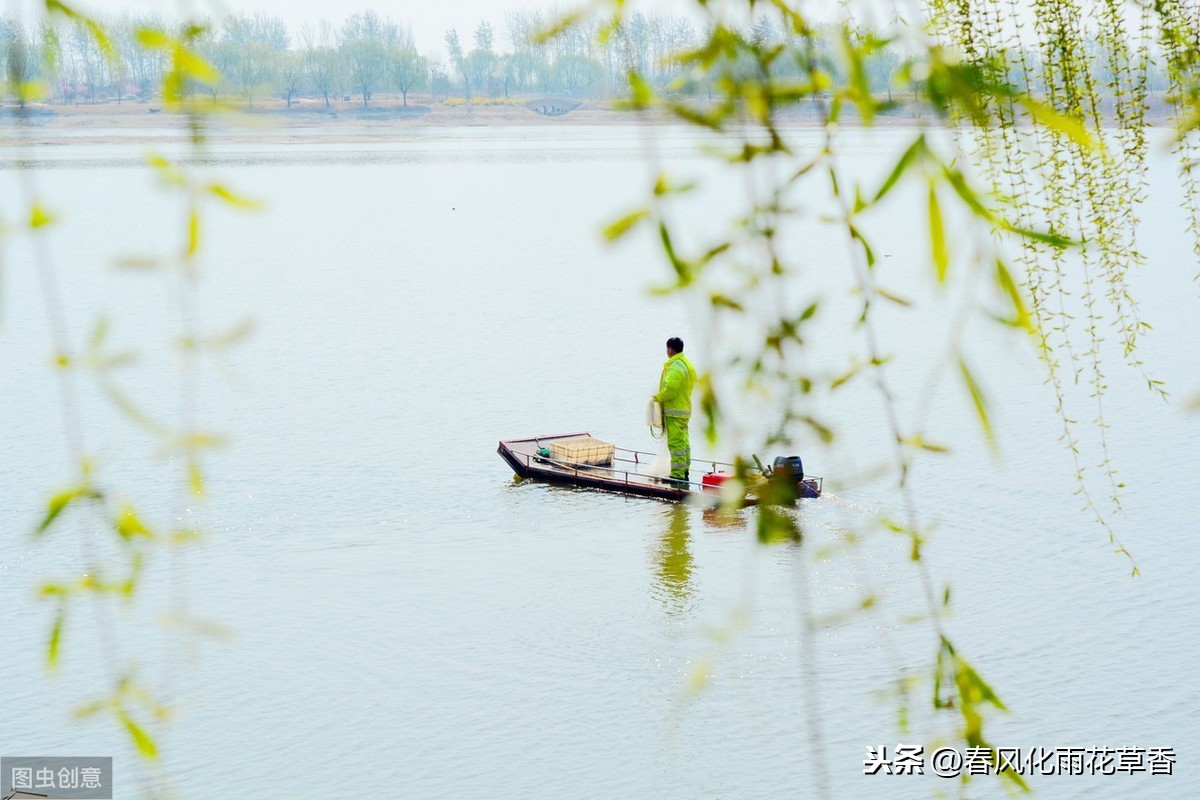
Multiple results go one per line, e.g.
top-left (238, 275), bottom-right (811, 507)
top-left (498, 432), bottom-right (822, 505)
top-left (499, 432), bottom-right (697, 502)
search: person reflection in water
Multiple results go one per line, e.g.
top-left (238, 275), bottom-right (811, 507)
top-left (653, 505), bottom-right (695, 616)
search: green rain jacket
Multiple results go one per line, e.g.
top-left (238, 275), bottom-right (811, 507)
top-left (655, 353), bottom-right (697, 418)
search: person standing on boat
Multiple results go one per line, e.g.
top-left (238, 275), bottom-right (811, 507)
top-left (655, 337), bottom-right (698, 485)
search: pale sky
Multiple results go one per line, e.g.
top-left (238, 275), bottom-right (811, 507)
top-left (6, 0), bottom-right (875, 61)
top-left (9, 0), bottom-right (688, 59)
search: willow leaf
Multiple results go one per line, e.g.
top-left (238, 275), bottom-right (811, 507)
top-left (207, 183), bottom-right (262, 209)
top-left (901, 435), bottom-right (950, 453)
top-left (929, 184), bottom-right (948, 282)
top-left (994, 259), bottom-right (1033, 332)
top-left (532, 9), bottom-right (587, 44)
top-left (999, 220), bottom-right (1078, 248)
top-left (73, 698), bottom-right (108, 719)
top-left (874, 134), bottom-right (925, 203)
top-left (877, 287), bottom-right (912, 306)
top-left (958, 357), bottom-right (994, 448)
top-left (628, 71), bottom-right (653, 109)
top-left (602, 209), bottom-right (649, 242)
top-left (659, 222), bottom-right (690, 285)
top-left (30, 203), bottom-right (56, 229)
top-left (1018, 97), bottom-right (1096, 149)
top-left (848, 223), bottom-right (876, 268)
top-left (38, 487), bottom-right (84, 534)
top-left (175, 48), bottom-right (219, 85)
top-left (710, 294), bottom-right (744, 311)
top-left (830, 364), bottom-right (859, 390)
top-left (85, 19), bottom-right (116, 63)
top-left (186, 207), bottom-right (200, 257)
top-left (188, 459), bottom-right (205, 498)
top-left (115, 504), bottom-right (153, 541)
top-left (120, 710), bottom-right (158, 759)
top-left (135, 28), bottom-right (172, 49)
top-left (940, 166), bottom-right (993, 220)
top-left (47, 607), bottom-right (64, 669)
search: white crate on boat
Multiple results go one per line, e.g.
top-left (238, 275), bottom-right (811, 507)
top-left (550, 437), bottom-right (614, 466)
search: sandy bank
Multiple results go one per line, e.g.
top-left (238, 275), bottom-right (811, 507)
top-left (0, 95), bottom-right (1179, 148)
top-left (0, 97), bottom-right (942, 147)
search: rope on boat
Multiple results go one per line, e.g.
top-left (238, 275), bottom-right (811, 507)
top-left (646, 397), bottom-right (665, 441)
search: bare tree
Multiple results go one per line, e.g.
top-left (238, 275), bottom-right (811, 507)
top-left (193, 24), bottom-right (229, 103)
top-left (390, 30), bottom-right (427, 107)
top-left (220, 14), bottom-right (280, 106)
top-left (300, 20), bottom-right (339, 108)
top-left (429, 58), bottom-right (451, 102)
top-left (1, 18), bottom-right (42, 106)
top-left (278, 50), bottom-right (303, 108)
top-left (555, 53), bottom-right (603, 94)
top-left (341, 10), bottom-right (394, 107)
top-left (69, 19), bottom-right (104, 103)
top-left (444, 27), bottom-right (469, 100)
top-left (467, 21), bottom-right (499, 98)
top-left (503, 10), bottom-right (544, 93)
top-left (117, 12), bottom-right (166, 100)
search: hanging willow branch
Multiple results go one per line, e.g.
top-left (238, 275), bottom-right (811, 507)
top-left (8, 2), bottom-right (258, 789)
top-left (574, 0), bottom-right (1199, 793)
top-left (925, 0), bottom-right (1200, 567)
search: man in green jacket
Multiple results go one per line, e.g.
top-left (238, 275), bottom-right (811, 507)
top-left (655, 337), bottom-right (698, 485)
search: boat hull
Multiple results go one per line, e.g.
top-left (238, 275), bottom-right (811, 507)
top-left (499, 432), bottom-right (690, 502)
top-left (498, 432), bottom-right (821, 505)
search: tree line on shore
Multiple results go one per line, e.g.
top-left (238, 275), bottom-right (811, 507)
top-left (0, 9), bottom-right (1179, 112)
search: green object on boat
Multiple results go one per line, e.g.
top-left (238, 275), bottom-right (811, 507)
top-left (538, 447), bottom-right (551, 457)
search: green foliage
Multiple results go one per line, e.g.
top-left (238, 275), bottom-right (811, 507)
top-left (957, 357), bottom-right (995, 450)
top-left (8, 1), bottom-right (1197, 795)
top-left (933, 637), bottom-right (1029, 791)
top-left (575, 0), bottom-right (1199, 791)
top-left (7, 5), bottom-right (259, 788)
top-left (931, 0), bottom-right (1165, 572)
top-left (2, 4), bottom-right (1187, 117)
top-left (120, 710), bottom-right (158, 759)
top-left (36, 484), bottom-right (96, 534)
top-left (602, 208), bottom-right (649, 241)
top-left (47, 606), bottom-right (64, 669)
top-left (927, 183), bottom-right (948, 281)
top-left (29, 203), bottom-right (56, 228)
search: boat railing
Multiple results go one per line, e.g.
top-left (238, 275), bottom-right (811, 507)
top-left (514, 447), bottom-right (703, 492)
top-left (509, 440), bottom-right (820, 497)
top-left (612, 446), bottom-right (747, 475)
top-left (615, 447), bottom-right (823, 491)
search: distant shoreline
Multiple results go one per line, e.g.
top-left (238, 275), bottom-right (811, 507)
top-left (0, 96), bottom-right (1180, 148)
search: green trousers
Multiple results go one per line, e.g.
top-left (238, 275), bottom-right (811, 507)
top-left (666, 415), bottom-right (691, 481)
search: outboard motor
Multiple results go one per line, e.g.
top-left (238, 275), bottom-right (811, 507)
top-left (772, 455), bottom-right (804, 479)
top-left (772, 455), bottom-right (820, 500)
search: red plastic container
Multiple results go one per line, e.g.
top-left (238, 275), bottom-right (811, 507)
top-left (702, 472), bottom-right (731, 492)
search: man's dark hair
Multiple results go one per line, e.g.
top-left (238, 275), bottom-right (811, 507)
top-left (667, 337), bottom-right (684, 352)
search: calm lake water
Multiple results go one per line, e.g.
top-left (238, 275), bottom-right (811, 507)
top-left (0, 124), bottom-right (1196, 799)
